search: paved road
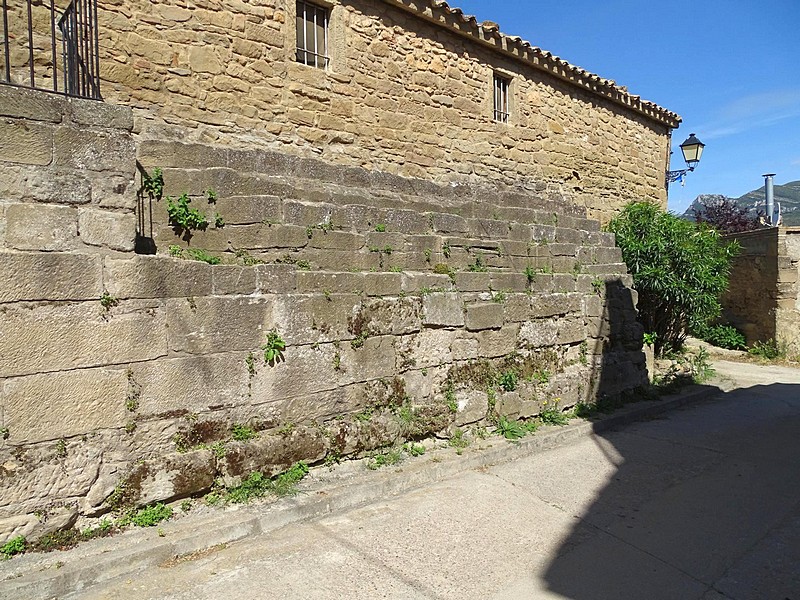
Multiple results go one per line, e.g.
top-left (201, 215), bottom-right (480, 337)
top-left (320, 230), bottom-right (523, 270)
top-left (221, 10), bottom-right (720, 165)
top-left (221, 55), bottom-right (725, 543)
top-left (80, 361), bottom-right (800, 599)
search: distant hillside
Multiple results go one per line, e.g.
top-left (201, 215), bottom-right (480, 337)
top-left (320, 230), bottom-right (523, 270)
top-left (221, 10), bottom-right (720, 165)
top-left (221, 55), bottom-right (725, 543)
top-left (683, 181), bottom-right (800, 226)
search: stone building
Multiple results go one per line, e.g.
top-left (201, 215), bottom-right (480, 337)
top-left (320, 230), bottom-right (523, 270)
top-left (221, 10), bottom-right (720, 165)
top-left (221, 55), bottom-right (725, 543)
top-left (0, 0), bottom-right (679, 555)
top-left (4, 0), bottom-right (680, 223)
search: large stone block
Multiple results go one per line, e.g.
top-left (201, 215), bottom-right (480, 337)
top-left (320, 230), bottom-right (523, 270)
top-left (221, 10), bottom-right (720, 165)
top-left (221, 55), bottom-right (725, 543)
top-left (353, 296), bottom-right (423, 336)
top-left (26, 169), bottom-right (91, 204)
top-left (67, 97), bottom-right (134, 131)
top-left (363, 272), bottom-right (404, 296)
top-left (256, 264), bottom-right (297, 293)
top-left (0, 302), bottom-right (167, 377)
top-left (471, 324), bottom-right (520, 358)
top-left (465, 302), bottom-right (504, 331)
top-left (139, 140), bottom-right (229, 169)
top-left (53, 127), bottom-right (135, 174)
top-left (78, 208), bottom-right (136, 251)
top-left (272, 294), bottom-right (359, 345)
top-left (105, 255), bottom-right (212, 299)
top-left (127, 451), bottom-right (216, 507)
top-left (309, 229), bottom-right (364, 250)
top-left (213, 195), bottom-right (281, 225)
top-left (296, 271), bottom-right (362, 294)
top-left (166, 296), bottom-right (274, 354)
top-left (402, 273), bottom-right (454, 293)
top-left (3, 367), bottom-right (128, 443)
top-left (0, 86), bottom-right (63, 122)
top-left (0, 121), bottom-right (53, 165)
top-left (5, 202), bottom-right (77, 251)
top-left (0, 252), bottom-right (102, 303)
top-left (422, 292), bottom-right (464, 327)
top-left (396, 329), bottom-right (455, 369)
top-left (454, 390), bottom-right (488, 426)
top-left (213, 265), bottom-right (258, 295)
top-left (130, 354), bottom-right (250, 417)
top-left (220, 428), bottom-right (327, 480)
top-left (0, 438), bottom-right (104, 515)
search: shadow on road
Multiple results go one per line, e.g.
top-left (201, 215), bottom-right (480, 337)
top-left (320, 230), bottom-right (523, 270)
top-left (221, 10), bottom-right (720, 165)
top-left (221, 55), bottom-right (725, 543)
top-left (542, 379), bottom-right (800, 599)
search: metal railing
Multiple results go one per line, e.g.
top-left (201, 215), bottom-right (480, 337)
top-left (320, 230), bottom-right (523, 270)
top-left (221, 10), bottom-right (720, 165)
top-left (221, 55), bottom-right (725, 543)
top-left (1, 0), bottom-right (101, 99)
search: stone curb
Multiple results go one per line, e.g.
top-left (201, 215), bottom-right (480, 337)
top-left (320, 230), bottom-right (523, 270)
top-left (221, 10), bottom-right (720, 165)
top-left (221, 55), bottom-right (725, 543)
top-left (0, 383), bottom-right (723, 600)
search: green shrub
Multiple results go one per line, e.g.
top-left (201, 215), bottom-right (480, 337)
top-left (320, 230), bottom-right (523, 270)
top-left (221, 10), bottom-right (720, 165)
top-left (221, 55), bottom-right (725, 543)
top-left (749, 339), bottom-right (786, 360)
top-left (1, 535), bottom-right (26, 559)
top-left (693, 323), bottom-right (747, 350)
top-left (607, 202), bottom-right (739, 356)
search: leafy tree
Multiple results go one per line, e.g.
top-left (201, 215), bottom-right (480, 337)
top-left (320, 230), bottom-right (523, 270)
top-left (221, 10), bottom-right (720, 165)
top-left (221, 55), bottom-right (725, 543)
top-left (691, 195), bottom-right (761, 234)
top-left (608, 202), bottom-right (739, 356)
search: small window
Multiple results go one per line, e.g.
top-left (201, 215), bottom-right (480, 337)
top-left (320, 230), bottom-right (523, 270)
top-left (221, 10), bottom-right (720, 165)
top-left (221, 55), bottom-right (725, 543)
top-left (296, 1), bottom-right (329, 69)
top-left (493, 74), bottom-right (510, 123)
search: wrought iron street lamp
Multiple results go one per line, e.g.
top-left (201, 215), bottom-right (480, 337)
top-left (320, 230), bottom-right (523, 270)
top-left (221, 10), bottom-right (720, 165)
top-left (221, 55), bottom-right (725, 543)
top-left (666, 133), bottom-right (706, 185)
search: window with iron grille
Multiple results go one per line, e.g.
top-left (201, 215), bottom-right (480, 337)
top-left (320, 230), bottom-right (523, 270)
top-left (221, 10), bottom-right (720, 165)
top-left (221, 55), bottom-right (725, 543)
top-left (493, 74), bottom-right (510, 123)
top-left (296, 1), bottom-right (329, 69)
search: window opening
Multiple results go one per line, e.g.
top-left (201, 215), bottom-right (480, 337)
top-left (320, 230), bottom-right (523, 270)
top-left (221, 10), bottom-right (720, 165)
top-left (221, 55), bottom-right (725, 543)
top-left (493, 74), bottom-right (509, 123)
top-left (296, 1), bottom-right (329, 69)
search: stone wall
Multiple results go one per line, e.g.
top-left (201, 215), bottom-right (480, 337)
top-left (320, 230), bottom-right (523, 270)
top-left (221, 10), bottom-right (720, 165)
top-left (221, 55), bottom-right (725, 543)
top-left (89, 0), bottom-right (672, 223)
top-left (722, 227), bottom-right (800, 352)
top-left (0, 85), bottom-right (648, 544)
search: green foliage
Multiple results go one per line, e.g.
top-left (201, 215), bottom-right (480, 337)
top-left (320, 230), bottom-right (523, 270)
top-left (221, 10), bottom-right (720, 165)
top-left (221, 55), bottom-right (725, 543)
top-left (539, 399), bottom-right (570, 426)
top-left (367, 448), bottom-right (404, 470)
top-left (214, 213), bottom-right (225, 228)
top-left (403, 442), bottom-right (425, 457)
top-left (444, 383), bottom-right (458, 413)
top-left (235, 249), bottom-right (265, 266)
top-left (231, 423), bottom-right (257, 442)
top-left (530, 369), bottom-right (550, 384)
top-left (693, 323), bottom-right (747, 351)
top-left (206, 189), bottom-right (218, 203)
top-left (442, 241), bottom-right (452, 259)
top-left (375, 223), bottom-right (386, 232)
top-left (118, 503), bottom-right (173, 528)
top-left (142, 167), bottom-right (163, 201)
top-left (524, 266), bottom-right (537, 283)
top-left (498, 371), bottom-right (517, 392)
top-left (168, 244), bottom-right (183, 257)
top-left (449, 428), bottom-right (470, 453)
top-left (262, 330), bottom-right (286, 365)
top-left (245, 352), bottom-right (256, 376)
top-left (467, 254), bottom-right (488, 272)
top-left (0, 427), bottom-right (9, 440)
top-left (591, 277), bottom-right (605, 296)
top-left (496, 415), bottom-right (532, 440)
top-left (167, 193), bottom-right (209, 233)
top-left (749, 338), bottom-right (786, 360)
top-left (184, 248), bottom-right (221, 265)
top-left (100, 291), bottom-right (119, 310)
top-left (433, 263), bottom-right (455, 282)
top-left (607, 201), bottom-right (739, 356)
top-left (351, 331), bottom-right (370, 349)
top-left (643, 332), bottom-right (657, 347)
top-left (1, 535), bottom-right (25, 559)
top-left (227, 462), bottom-right (309, 502)
top-left (491, 290), bottom-right (507, 303)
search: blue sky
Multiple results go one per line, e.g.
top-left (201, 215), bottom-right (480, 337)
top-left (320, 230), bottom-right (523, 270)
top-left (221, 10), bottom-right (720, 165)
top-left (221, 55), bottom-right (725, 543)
top-left (452, 0), bottom-right (800, 214)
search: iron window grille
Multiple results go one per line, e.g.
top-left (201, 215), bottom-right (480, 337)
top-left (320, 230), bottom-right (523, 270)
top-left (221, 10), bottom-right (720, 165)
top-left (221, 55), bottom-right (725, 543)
top-left (296, 0), bottom-right (328, 69)
top-left (1, 0), bottom-right (101, 99)
top-left (493, 74), bottom-right (510, 123)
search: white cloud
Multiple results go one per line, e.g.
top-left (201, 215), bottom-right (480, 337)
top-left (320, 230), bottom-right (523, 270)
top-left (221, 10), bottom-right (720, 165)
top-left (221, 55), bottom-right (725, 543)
top-left (693, 88), bottom-right (800, 141)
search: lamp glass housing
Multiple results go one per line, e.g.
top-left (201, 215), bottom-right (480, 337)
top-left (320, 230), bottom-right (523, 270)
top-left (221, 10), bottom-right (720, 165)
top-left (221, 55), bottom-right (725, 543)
top-left (680, 133), bottom-right (705, 167)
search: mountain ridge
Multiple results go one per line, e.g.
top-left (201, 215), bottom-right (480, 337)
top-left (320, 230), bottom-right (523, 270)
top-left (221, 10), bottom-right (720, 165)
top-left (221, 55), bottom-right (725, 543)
top-left (682, 180), bottom-right (800, 226)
